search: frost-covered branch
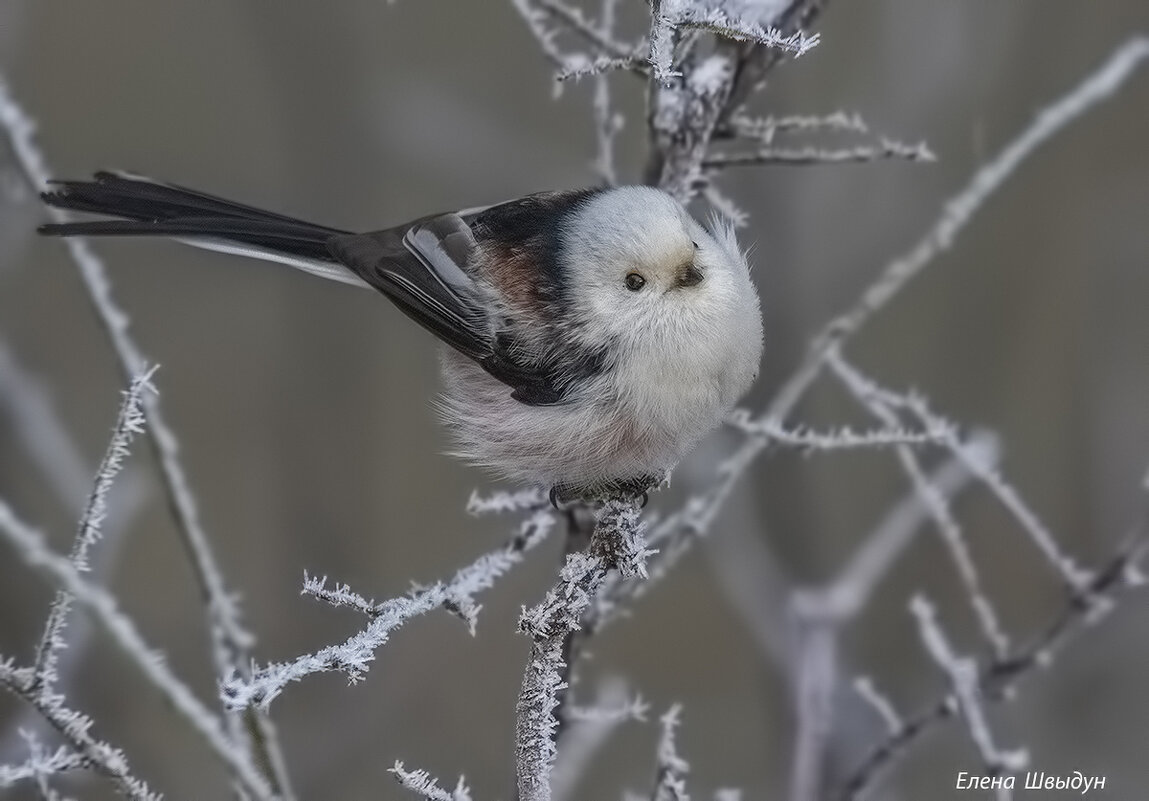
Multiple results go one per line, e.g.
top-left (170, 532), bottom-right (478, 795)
top-left (721, 111), bottom-right (869, 143)
top-left (827, 351), bottom-right (1011, 656)
top-left (839, 533), bottom-right (1147, 801)
top-left (28, 368), bottom-right (154, 698)
top-left (648, 2), bottom-right (820, 83)
top-left (0, 72), bottom-right (259, 712)
top-left (650, 705), bottom-right (691, 801)
top-left (1, 656), bottom-right (158, 800)
top-left (466, 487), bottom-right (548, 516)
top-left (704, 138), bottom-right (935, 166)
top-left (909, 596), bottom-right (1028, 775)
top-left (515, 501), bottom-right (649, 801)
top-left (727, 409), bottom-right (951, 451)
top-left (0, 734), bottom-right (85, 790)
top-left (390, 762), bottom-right (473, 801)
top-left (0, 78), bottom-right (288, 797)
top-left (224, 509), bottom-right (557, 710)
top-left (0, 500), bottom-right (274, 800)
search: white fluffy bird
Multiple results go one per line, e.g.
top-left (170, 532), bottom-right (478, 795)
top-left (40, 173), bottom-right (763, 502)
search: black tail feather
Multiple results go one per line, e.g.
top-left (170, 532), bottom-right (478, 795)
top-left (39, 171), bottom-right (351, 262)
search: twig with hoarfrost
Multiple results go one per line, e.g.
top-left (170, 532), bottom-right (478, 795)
top-left (721, 111), bottom-right (869, 143)
top-left (839, 531), bottom-right (1147, 801)
top-left (650, 705), bottom-right (690, 801)
top-left (0, 501), bottom-right (274, 800)
top-left (534, 0), bottom-right (635, 61)
top-left (852, 677), bottom-right (902, 737)
top-left (727, 409), bottom-right (952, 451)
top-left (28, 368), bottom-right (154, 698)
top-left (0, 734), bottom-right (84, 790)
top-left (0, 342), bottom-right (148, 763)
top-left (704, 138), bottom-right (935, 166)
top-left (0, 77), bottom-right (282, 793)
top-left (223, 509), bottom-right (557, 710)
top-left (0, 656), bottom-right (158, 800)
top-left (0, 340), bottom-right (147, 530)
top-left (390, 762), bottom-right (473, 801)
top-left (466, 487), bottom-right (548, 516)
top-left (648, 2), bottom-right (820, 83)
top-left (515, 501), bottom-right (649, 801)
top-left (826, 351), bottom-right (1011, 656)
top-left (900, 392), bottom-right (1091, 592)
top-left (909, 596), bottom-right (1028, 776)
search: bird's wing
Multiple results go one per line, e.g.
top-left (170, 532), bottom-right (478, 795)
top-left (328, 213), bottom-right (575, 405)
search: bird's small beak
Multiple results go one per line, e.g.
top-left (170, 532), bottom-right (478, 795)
top-left (677, 261), bottom-right (704, 288)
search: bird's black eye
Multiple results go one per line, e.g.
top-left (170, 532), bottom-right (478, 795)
top-left (625, 273), bottom-right (646, 292)
top-left (691, 240), bottom-right (700, 249)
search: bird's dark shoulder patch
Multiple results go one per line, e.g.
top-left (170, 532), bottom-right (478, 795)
top-left (469, 189), bottom-right (602, 310)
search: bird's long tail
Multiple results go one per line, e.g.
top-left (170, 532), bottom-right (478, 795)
top-left (38, 171), bottom-right (369, 288)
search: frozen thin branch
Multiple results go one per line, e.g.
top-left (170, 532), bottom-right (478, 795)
top-left (301, 573), bottom-right (380, 617)
top-left (515, 501), bottom-right (649, 801)
top-left (390, 762), bottom-right (473, 801)
top-left (909, 596), bottom-right (1028, 774)
top-left (534, 0), bottom-right (634, 61)
top-left (0, 500), bottom-right (274, 800)
top-left (722, 111), bottom-right (869, 143)
top-left (704, 138), bottom-right (934, 166)
top-left (651, 705), bottom-right (690, 801)
top-left (223, 509), bottom-right (557, 710)
top-left (900, 392), bottom-right (1091, 591)
top-left (839, 534), bottom-right (1147, 801)
top-left (728, 409), bottom-right (952, 451)
top-left (0, 75), bottom-right (262, 752)
top-left (29, 368), bottom-right (154, 699)
top-left (466, 487), bottom-right (547, 516)
top-left (649, 2), bottom-right (820, 83)
top-left (852, 677), bottom-right (902, 736)
top-left (0, 342), bottom-right (150, 763)
top-left (827, 351), bottom-right (1011, 656)
top-left (0, 657), bottom-right (158, 800)
top-left (0, 735), bottom-right (85, 789)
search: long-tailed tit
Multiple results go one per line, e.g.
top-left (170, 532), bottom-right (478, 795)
top-left (39, 172), bottom-right (763, 502)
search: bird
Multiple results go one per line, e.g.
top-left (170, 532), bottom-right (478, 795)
top-left (39, 171), bottom-right (764, 504)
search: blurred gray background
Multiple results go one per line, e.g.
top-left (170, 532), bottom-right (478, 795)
top-left (2, 1), bottom-right (1148, 799)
